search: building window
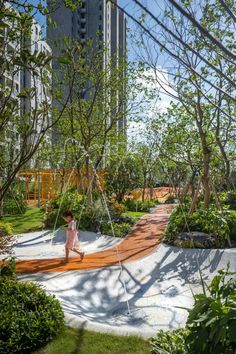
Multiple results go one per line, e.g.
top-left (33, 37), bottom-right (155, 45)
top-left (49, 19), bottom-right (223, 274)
top-left (99, 15), bottom-right (102, 21)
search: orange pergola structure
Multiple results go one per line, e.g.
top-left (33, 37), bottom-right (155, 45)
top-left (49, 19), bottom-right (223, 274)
top-left (17, 169), bottom-right (105, 206)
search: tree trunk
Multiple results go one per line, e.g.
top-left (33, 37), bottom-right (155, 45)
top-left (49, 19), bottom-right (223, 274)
top-left (196, 93), bottom-right (211, 208)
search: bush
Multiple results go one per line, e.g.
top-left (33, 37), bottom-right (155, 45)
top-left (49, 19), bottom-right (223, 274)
top-left (0, 256), bottom-right (16, 277)
top-left (221, 191), bottom-right (236, 210)
top-left (0, 277), bottom-right (64, 354)
top-left (108, 200), bottom-right (127, 218)
top-left (0, 222), bottom-right (13, 237)
top-left (43, 209), bottom-right (64, 229)
top-left (150, 328), bottom-right (189, 354)
top-left (150, 267), bottom-right (236, 354)
top-left (164, 195), bottom-right (177, 204)
top-left (164, 204), bottom-right (230, 248)
top-left (123, 198), bottom-right (157, 212)
top-left (101, 221), bottom-right (132, 238)
top-left (226, 210), bottom-right (236, 241)
top-left (0, 222), bottom-right (14, 255)
top-left (3, 199), bottom-right (26, 216)
top-left (3, 185), bottom-right (26, 215)
top-left (47, 189), bottom-right (84, 214)
top-left (185, 266), bottom-right (236, 353)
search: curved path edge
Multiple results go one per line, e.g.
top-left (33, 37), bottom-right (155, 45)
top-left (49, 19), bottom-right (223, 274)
top-left (4, 205), bottom-right (174, 274)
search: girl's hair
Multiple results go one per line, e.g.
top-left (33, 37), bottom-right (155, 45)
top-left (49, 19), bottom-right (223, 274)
top-left (62, 210), bottom-right (73, 218)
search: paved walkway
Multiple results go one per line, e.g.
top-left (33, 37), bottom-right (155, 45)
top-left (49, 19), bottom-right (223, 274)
top-left (2, 204), bottom-right (236, 337)
top-left (13, 204), bottom-right (174, 274)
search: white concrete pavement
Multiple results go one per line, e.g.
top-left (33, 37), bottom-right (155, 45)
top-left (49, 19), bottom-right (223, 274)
top-left (15, 231), bottom-right (236, 338)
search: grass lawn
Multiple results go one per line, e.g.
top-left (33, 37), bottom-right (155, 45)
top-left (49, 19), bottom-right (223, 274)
top-left (2, 208), bottom-right (44, 234)
top-left (123, 211), bottom-right (148, 219)
top-left (36, 327), bottom-right (150, 354)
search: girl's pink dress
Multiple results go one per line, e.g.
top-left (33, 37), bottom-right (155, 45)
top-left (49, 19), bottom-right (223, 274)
top-left (65, 220), bottom-right (79, 250)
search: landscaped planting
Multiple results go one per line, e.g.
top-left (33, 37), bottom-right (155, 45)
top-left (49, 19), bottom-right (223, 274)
top-left (0, 222), bottom-right (14, 255)
top-left (150, 267), bottom-right (236, 354)
top-left (123, 198), bottom-right (157, 212)
top-left (164, 195), bottom-right (236, 248)
top-left (43, 189), bottom-right (141, 237)
top-left (0, 277), bottom-right (64, 354)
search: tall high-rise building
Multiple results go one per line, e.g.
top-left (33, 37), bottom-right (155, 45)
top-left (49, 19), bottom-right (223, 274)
top-left (47, 0), bottom-right (127, 134)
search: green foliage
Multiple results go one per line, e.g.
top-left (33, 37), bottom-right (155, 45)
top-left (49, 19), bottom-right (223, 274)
top-left (0, 277), bottom-right (64, 354)
top-left (226, 210), bottom-right (236, 241)
top-left (108, 200), bottom-right (127, 218)
top-left (164, 195), bottom-right (177, 204)
top-left (150, 328), bottom-right (189, 354)
top-left (0, 256), bottom-right (16, 277)
top-left (105, 154), bottom-right (143, 203)
top-left (189, 208), bottom-right (229, 247)
top-left (44, 190), bottom-right (85, 229)
top-left (100, 221), bottom-right (132, 238)
top-left (165, 203), bottom-right (230, 247)
top-left (185, 266), bottom-right (236, 353)
top-left (220, 191), bottom-right (236, 210)
top-left (0, 222), bottom-right (14, 254)
top-left (49, 189), bottom-right (84, 213)
top-left (44, 209), bottom-right (64, 229)
top-left (123, 198), bottom-right (156, 212)
top-left (3, 183), bottom-right (26, 215)
top-left (3, 198), bottom-right (26, 215)
top-left (0, 222), bottom-right (13, 236)
top-left (150, 267), bottom-right (236, 354)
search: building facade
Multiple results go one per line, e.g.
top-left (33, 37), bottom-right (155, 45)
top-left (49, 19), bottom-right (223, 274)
top-left (47, 0), bottom-right (127, 134)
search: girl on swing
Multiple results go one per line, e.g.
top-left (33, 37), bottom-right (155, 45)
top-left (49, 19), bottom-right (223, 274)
top-left (62, 210), bottom-right (85, 263)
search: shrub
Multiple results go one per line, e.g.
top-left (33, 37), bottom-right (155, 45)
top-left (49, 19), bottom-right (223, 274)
top-left (150, 266), bottom-right (236, 354)
top-left (3, 199), bottom-right (26, 216)
top-left (164, 204), bottom-right (230, 248)
top-left (0, 222), bottom-right (13, 236)
top-left (0, 222), bottom-right (14, 255)
top-left (164, 195), bottom-right (177, 204)
top-left (150, 328), bottom-right (189, 354)
top-left (185, 266), bottom-right (236, 353)
top-left (226, 210), bottom-right (236, 241)
top-left (0, 277), bottom-right (64, 354)
top-left (48, 189), bottom-right (84, 214)
top-left (0, 256), bottom-right (16, 277)
top-left (108, 200), bottom-right (127, 218)
top-left (43, 209), bottom-right (64, 229)
top-left (123, 198), bottom-right (157, 212)
top-left (221, 191), bottom-right (236, 210)
top-left (3, 185), bottom-right (26, 215)
top-left (101, 221), bottom-right (132, 237)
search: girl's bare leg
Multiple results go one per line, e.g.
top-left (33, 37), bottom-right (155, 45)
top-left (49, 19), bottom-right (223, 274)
top-left (72, 248), bottom-right (85, 260)
top-left (65, 247), bottom-right (69, 263)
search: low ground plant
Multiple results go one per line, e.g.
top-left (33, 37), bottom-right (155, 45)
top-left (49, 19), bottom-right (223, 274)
top-left (0, 222), bottom-right (14, 254)
top-left (150, 266), bottom-right (236, 354)
top-left (164, 203), bottom-right (232, 248)
top-left (123, 198), bottom-right (157, 212)
top-left (100, 221), bottom-right (132, 237)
